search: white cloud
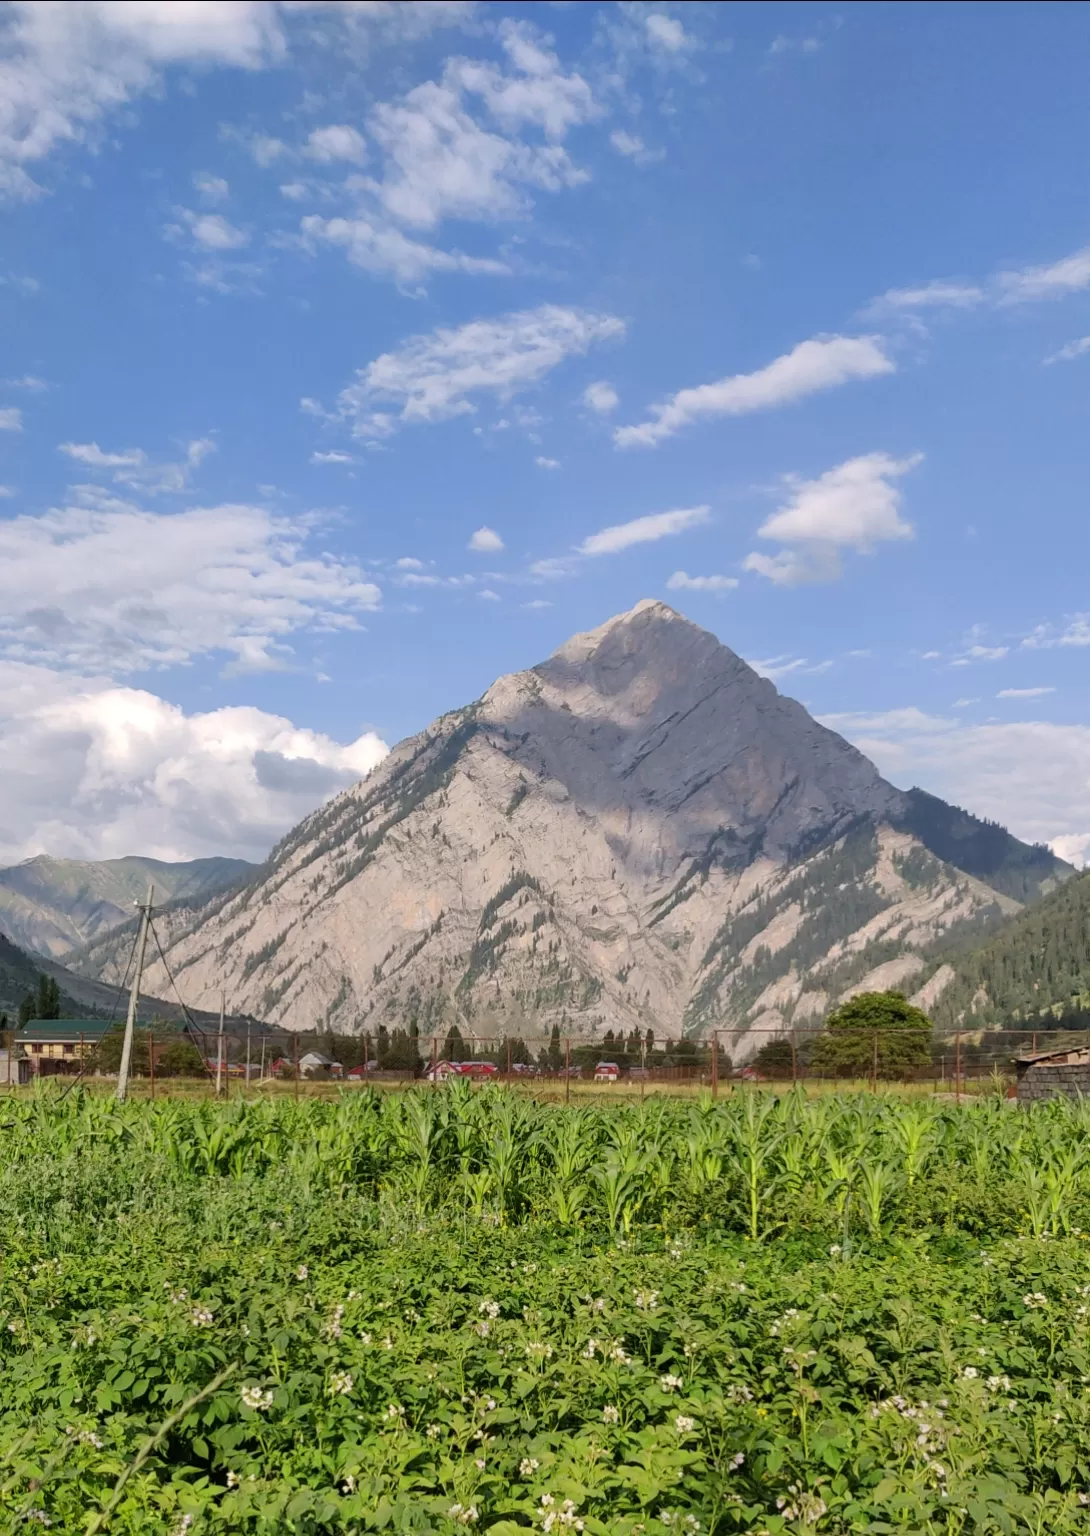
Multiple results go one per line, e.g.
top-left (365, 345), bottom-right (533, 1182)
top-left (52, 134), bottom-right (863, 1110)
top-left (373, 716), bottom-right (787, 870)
top-left (305, 124), bottom-right (368, 164)
top-left (192, 170), bottom-right (229, 203)
top-left (59, 436), bottom-right (215, 494)
top-left (299, 214), bottom-right (507, 285)
top-left (953, 644), bottom-right (1009, 665)
top-left (578, 504), bottom-right (709, 557)
top-left (953, 697), bottom-right (979, 707)
top-left (864, 279), bottom-right (984, 317)
top-left (744, 451), bottom-right (919, 586)
top-left (469, 525), bottom-right (504, 553)
top-left (750, 655), bottom-right (833, 682)
top-left (394, 556), bottom-right (425, 570)
top-left (4, 373), bottom-right (47, 390)
top-left (279, 180), bottom-right (308, 201)
top-left (522, 598), bottom-right (551, 609)
top-left (1023, 614), bottom-right (1090, 650)
top-left (998, 245), bottom-right (1090, 304)
top-left (615, 335), bottom-right (893, 449)
top-left (608, 128), bottom-right (663, 165)
top-left (0, 1), bottom-right (285, 201)
top-left (60, 441), bottom-right (145, 469)
top-left (330, 305), bottom-right (624, 438)
top-left (535, 455), bottom-right (560, 469)
top-left (768, 34), bottom-right (821, 55)
top-left (997, 686), bottom-right (1055, 699)
top-left (1045, 336), bottom-right (1090, 364)
top-left (822, 706), bottom-right (1090, 859)
top-left (1052, 833), bottom-right (1090, 869)
top-left (0, 659), bottom-right (387, 864)
top-left (478, 588), bottom-right (500, 601)
top-left (0, 406), bottom-right (25, 431)
top-left (174, 208), bottom-right (249, 250)
top-left (645, 13), bottom-right (691, 52)
top-left (666, 570), bottom-right (738, 592)
top-left (0, 499), bottom-right (381, 674)
top-left (583, 379), bottom-right (619, 414)
top-left (0, 486), bottom-right (15, 498)
top-left (310, 449), bottom-right (354, 465)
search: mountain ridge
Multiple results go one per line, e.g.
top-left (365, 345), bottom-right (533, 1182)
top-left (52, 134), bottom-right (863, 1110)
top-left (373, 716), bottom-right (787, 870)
top-left (66, 602), bottom-right (1071, 1051)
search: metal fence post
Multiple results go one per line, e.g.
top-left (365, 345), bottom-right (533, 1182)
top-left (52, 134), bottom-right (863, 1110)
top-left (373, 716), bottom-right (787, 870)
top-left (791, 1029), bottom-right (798, 1086)
top-left (564, 1038), bottom-right (571, 1104)
top-left (955, 1031), bottom-right (962, 1104)
top-left (148, 1028), bottom-right (155, 1099)
top-left (710, 1029), bottom-right (718, 1099)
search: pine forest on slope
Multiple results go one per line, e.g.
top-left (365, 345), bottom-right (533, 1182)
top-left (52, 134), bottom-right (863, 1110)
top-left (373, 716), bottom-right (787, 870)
top-left (67, 602), bottom-right (1071, 1052)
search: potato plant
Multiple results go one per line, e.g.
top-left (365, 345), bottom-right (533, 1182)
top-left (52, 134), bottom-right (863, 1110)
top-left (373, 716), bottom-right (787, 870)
top-left (3, 1084), bottom-right (1090, 1532)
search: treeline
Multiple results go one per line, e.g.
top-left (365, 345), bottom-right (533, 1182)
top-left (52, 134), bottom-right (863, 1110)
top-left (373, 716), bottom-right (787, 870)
top-left (931, 868), bottom-right (1090, 1028)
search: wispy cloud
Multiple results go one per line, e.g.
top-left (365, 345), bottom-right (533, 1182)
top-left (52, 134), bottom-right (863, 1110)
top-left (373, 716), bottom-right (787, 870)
top-left (998, 245), bottom-right (1090, 304)
top-left (326, 305), bottom-right (625, 440)
top-left (997, 686), bottom-right (1055, 698)
top-left (59, 437), bottom-right (215, 494)
top-left (578, 505), bottom-right (709, 556)
top-left (0, 407), bottom-right (25, 432)
top-left (1045, 336), bottom-right (1090, 364)
top-left (666, 571), bottom-right (738, 592)
top-left (614, 335), bottom-right (893, 449)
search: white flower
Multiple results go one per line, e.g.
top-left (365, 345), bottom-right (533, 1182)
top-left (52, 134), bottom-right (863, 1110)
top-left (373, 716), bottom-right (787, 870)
top-left (479, 1300), bottom-right (501, 1319)
top-left (360, 1331), bottom-right (372, 1345)
top-left (582, 1339), bottom-right (599, 1359)
top-left (1023, 1292), bottom-right (1047, 1309)
top-left (295, 1265), bottom-right (309, 1280)
top-left (959, 1366), bottom-right (979, 1380)
top-left (520, 1457), bottom-right (540, 1476)
top-left (25, 1513), bottom-right (52, 1528)
top-left (381, 1401), bottom-right (403, 1419)
top-left (602, 1404), bottom-right (620, 1424)
top-left (659, 1373), bottom-right (683, 1392)
top-left (427, 1422), bottom-right (442, 1439)
top-left (986, 1374), bottom-right (1012, 1392)
top-left (474, 1457), bottom-right (486, 1470)
top-left (525, 1341), bottom-right (554, 1359)
top-left (226, 1471), bottom-right (240, 1488)
top-left (635, 1289), bottom-right (660, 1311)
top-left (240, 1385), bottom-right (274, 1411)
top-left (329, 1371), bottom-right (354, 1397)
top-left (341, 1474), bottom-right (356, 1493)
top-left (609, 1342), bottom-right (629, 1363)
top-left (474, 1321), bottom-right (491, 1338)
top-left (828, 1244), bottom-right (842, 1256)
top-left (729, 1451), bottom-right (744, 1470)
top-left (674, 1415), bottom-right (695, 1433)
top-left (189, 1306), bottom-right (214, 1328)
top-left (448, 1504), bottom-right (479, 1525)
top-left (540, 1496), bottom-right (583, 1531)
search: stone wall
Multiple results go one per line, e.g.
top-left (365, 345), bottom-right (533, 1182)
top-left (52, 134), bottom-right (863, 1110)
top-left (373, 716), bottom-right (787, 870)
top-left (1017, 1063), bottom-right (1090, 1103)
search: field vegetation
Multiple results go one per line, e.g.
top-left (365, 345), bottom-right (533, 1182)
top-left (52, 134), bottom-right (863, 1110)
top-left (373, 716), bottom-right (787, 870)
top-left (4, 1084), bottom-right (1090, 1533)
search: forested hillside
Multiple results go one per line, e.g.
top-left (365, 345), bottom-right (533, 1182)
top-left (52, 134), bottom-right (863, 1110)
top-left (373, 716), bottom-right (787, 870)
top-left (930, 868), bottom-right (1090, 1028)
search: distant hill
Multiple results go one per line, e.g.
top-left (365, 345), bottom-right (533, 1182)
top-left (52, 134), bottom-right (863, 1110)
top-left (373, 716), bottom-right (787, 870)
top-left (0, 855), bottom-right (254, 958)
top-left (0, 933), bottom-right (95, 1020)
top-left (925, 868), bottom-right (1090, 1030)
top-left (65, 601), bottom-right (1073, 1052)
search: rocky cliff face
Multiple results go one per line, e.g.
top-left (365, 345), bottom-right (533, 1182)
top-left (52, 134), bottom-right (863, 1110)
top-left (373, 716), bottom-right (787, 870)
top-left (69, 602), bottom-right (1069, 1053)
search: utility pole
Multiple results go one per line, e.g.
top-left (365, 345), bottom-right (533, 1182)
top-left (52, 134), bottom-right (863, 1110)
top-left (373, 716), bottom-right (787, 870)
top-left (117, 884), bottom-right (154, 1103)
top-left (245, 1017), bottom-right (252, 1089)
top-left (259, 1033), bottom-right (266, 1082)
top-left (216, 992), bottom-right (225, 1098)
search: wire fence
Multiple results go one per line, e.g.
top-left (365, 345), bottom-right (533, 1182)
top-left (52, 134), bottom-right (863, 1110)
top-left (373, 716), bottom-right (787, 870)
top-left (12, 1019), bottom-right (1089, 1100)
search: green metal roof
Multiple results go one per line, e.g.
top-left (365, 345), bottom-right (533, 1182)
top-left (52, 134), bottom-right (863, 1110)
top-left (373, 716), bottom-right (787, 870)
top-left (15, 1019), bottom-right (113, 1043)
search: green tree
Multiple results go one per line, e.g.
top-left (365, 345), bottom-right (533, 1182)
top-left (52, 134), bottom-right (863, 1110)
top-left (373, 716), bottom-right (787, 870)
top-left (752, 1038), bottom-right (795, 1077)
top-left (444, 1024), bottom-right (468, 1063)
top-left (156, 1040), bottom-right (207, 1078)
top-left (811, 991), bottom-right (932, 1079)
top-left (385, 1028), bottom-right (422, 1073)
top-left (93, 1028), bottom-right (148, 1076)
top-left (18, 973), bottom-right (61, 1026)
top-left (547, 1023), bottom-right (562, 1072)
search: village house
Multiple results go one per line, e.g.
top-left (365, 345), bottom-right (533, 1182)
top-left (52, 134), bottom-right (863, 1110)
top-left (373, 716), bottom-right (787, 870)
top-left (15, 1019), bottom-right (113, 1075)
top-left (1015, 1044), bottom-right (1090, 1103)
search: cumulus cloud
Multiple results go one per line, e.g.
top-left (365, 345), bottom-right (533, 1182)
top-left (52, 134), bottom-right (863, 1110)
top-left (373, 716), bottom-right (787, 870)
top-left (822, 706), bottom-right (1090, 862)
top-left (535, 455), bottom-right (560, 469)
top-left (0, 499), bottom-right (381, 674)
top-left (468, 525), bottom-right (504, 552)
top-left (578, 505), bottom-right (709, 556)
top-left (0, 659), bottom-right (387, 864)
top-left (614, 335), bottom-right (893, 449)
top-left (744, 451), bottom-right (919, 586)
top-left (174, 209), bottom-right (249, 250)
top-left (299, 214), bottom-right (506, 284)
top-left (310, 449), bottom-right (354, 465)
top-left (644, 13), bottom-right (691, 52)
top-left (666, 570), bottom-right (738, 592)
top-left (583, 379), bottom-right (619, 414)
top-left (0, 1), bottom-right (285, 201)
top-left (1023, 614), bottom-right (1090, 649)
top-left (608, 129), bottom-right (663, 165)
top-left (0, 406), bottom-right (25, 431)
top-left (304, 123), bottom-right (368, 164)
top-left (192, 170), bottom-right (229, 203)
top-left (328, 304), bottom-right (624, 438)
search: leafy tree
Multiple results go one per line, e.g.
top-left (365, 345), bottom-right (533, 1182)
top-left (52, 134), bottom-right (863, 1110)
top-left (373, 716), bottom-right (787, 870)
top-left (18, 973), bottom-right (61, 1025)
top-left (385, 1028), bottom-right (422, 1073)
top-left (811, 991), bottom-right (932, 1079)
top-left (156, 1040), bottom-right (206, 1078)
top-left (444, 1024), bottom-right (469, 1063)
top-left (752, 1038), bottom-right (795, 1076)
top-left (547, 1023), bottom-right (562, 1072)
top-left (94, 1028), bottom-right (148, 1076)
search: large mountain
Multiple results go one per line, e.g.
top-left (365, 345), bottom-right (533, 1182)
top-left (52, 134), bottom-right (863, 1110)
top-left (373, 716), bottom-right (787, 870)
top-left (68, 602), bottom-right (1070, 1052)
top-left (0, 855), bottom-right (254, 958)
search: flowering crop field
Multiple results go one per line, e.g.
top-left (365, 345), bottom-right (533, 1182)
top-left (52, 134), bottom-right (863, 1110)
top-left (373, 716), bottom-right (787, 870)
top-left (4, 1086), bottom-right (1090, 1534)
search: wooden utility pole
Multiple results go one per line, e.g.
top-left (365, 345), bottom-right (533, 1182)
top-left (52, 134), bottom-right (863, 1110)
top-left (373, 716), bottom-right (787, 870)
top-left (215, 993), bottom-right (225, 1098)
top-left (293, 1034), bottom-right (300, 1098)
top-left (955, 1031), bottom-right (963, 1104)
top-left (871, 1030), bottom-right (879, 1093)
top-left (259, 1034), bottom-right (267, 1082)
top-left (711, 1030), bottom-right (718, 1100)
top-left (245, 1018), bottom-right (252, 1089)
top-left (431, 1034), bottom-right (438, 1087)
top-left (791, 1030), bottom-right (798, 1085)
top-left (147, 1028), bottom-right (155, 1099)
top-left (564, 1038), bottom-right (571, 1104)
top-left (117, 884), bottom-right (154, 1103)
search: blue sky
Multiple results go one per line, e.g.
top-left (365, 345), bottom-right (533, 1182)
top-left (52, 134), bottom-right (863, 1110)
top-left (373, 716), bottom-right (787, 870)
top-left (1, 0), bottom-right (1088, 866)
